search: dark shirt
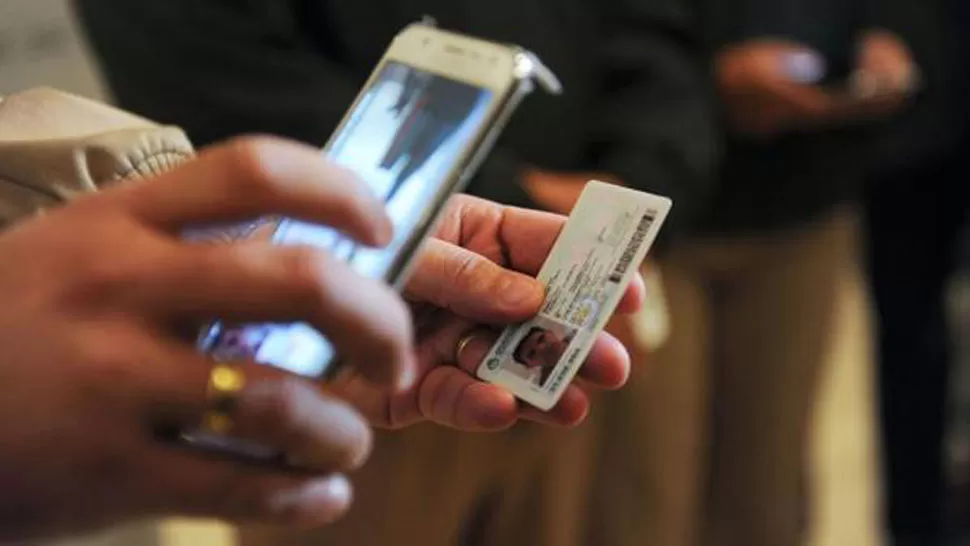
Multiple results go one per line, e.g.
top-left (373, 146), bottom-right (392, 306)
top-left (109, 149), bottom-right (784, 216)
top-left (866, 0), bottom-right (966, 175)
top-left (693, 0), bottom-right (883, 235)
top-left (948, 0), bottom-right (970, 138)
top-left (75, 0), bottom-right (717, 238)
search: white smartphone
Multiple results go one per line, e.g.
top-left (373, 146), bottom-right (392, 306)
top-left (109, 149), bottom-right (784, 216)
top-left (195, 21), bottom-right (560, 383)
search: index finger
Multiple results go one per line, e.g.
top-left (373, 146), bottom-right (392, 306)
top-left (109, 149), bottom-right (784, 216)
top-left (92, 136), bottom-right (392, 246)
top-left (141, 243), bottom-right (417, 390)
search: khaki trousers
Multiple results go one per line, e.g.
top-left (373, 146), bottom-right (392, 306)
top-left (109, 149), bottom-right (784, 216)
top-left (588, 211), bottom-right (858, 546)
top-left (240, 420), bottom-right (599, 546)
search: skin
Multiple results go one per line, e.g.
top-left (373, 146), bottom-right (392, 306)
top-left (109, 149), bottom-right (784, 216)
top-left (521, 168), bottom-right (617, 216)
top-left (0, 136), bottom-right (643, 541)
top-left (521, 33), bottom-right (917, 211)
top-left (334, 192), bottom-right (644, 432)
top-left (716, 32), bottom-right (917, 136)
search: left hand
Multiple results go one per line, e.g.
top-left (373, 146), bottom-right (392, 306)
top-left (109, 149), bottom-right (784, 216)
top-left (331, 194), bottom-right (645, 431)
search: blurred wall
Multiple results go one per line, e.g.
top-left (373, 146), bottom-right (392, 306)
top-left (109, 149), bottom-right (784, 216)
top-left (0, 0), bottom-right (106, 99)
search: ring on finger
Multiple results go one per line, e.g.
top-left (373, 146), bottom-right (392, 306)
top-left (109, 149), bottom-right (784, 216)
top-left (200, 363), bottom-right (247, 435)
top-left (454, 332), bottom-right (478, 364)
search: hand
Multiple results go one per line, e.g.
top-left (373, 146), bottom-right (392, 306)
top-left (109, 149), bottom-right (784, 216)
top-left (849, 30), bottom-right (919, 117)
top-left (521, 167), bottom-right (616, 215)
top-left (331, 194), bottom-right (646, 431)
top-left (0, 137), bottom-right (420, 539)
top-left (717, 40), bottom-right (845, 135)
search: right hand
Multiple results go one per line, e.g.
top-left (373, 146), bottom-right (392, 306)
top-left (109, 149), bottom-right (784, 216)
top-left (0, 137), bottom-right (417, 541)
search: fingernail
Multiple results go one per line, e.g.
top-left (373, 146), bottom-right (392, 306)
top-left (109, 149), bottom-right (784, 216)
top-left (396, 359), bottom-right (417, 391)
top-left (502, 276), bottom-right (543, 308)
top-left (269, 475), bottom-right (352, 526)
top-left (373, 211), bottom-right (394, 246)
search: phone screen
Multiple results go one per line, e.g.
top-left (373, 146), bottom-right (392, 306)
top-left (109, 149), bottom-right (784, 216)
top-left (198, 61), bottom-right (496, 378)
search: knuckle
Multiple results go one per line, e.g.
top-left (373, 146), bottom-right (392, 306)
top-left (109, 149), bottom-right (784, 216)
top-left (227, 136), bottom-right (287, 198)
top-left (285, 247), bottom-right (333, 299)
top-left (79, 327), bottom-right (139, 373)
top-left (71, 244), bottom-right (133, 291)
top-left (73, 258), bottom-right (129, 295)
top-left (450, 251), bottom-right (484, 290)
top-left (69, 231), bottom-right (164, 302)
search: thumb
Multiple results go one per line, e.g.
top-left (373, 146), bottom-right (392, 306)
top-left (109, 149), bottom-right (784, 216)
top-left (404, 238), bottom-right (544, 323)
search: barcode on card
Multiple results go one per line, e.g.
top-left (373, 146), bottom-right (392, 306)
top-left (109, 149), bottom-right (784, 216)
top-left (608, 212), bottom-right (655, 283)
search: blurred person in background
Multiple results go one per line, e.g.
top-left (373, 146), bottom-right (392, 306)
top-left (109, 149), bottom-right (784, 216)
top-left (860, 0), bottom-right (970, 544)
top-left (578, 0), bottom-right (920, 545)
top-left (73, 1), bottom-right (715, 545)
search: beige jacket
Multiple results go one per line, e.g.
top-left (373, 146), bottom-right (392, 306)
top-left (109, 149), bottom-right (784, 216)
top-left (0, 88), bottom-right (195, 227)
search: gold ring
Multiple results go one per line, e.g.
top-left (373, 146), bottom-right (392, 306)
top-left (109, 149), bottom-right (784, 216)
top-left (201, 364), bottom-right (247, 435)
top-left (454, 333), bottom-right (477, 363)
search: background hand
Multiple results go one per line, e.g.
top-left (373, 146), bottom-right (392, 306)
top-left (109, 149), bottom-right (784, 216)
top-left (717, 36), bottom-right (918, 136)
top-left (848, 30), bottom-right (919, 118)
top-left (716, 40), bottom-right (843, 135)
top-left (331, 195), bottom-right (646, 431)
top-left (521, 167), bottom-right (617, 215)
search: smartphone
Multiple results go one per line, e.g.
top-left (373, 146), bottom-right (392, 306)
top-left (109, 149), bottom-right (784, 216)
top-left (195, 22), bottom-right (561, 382)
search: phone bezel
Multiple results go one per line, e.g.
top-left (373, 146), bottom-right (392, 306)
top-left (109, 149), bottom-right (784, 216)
top-left (199, 24), bottom-right (537, 381)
